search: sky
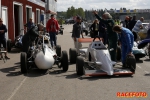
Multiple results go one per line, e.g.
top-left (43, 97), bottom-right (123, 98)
top-left (57, 0), bottom-right (150, 11)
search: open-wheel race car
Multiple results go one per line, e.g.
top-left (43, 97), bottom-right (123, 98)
top-left (69, 37), bottom-right (136, 76)
top-left (20, 33), bottom-right (68, 73)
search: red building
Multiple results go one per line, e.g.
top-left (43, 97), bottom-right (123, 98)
top-left (1, 0), bottom-right (57, 41)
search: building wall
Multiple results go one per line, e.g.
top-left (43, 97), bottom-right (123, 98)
top-left (1, 0), bottom-right (45, 41)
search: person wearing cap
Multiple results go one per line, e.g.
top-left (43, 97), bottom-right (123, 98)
top-left (72, 16), bottom-right (83, 52)
top-left (46, 14), bottom-right (59, 48)
top-left (93, 11), bottom-right (118, 61)
top-left (113, 25), bottom-right (134, 68)
top-left (24, 18), bottom-right (35, 31)
top-left (0, 18), bottom-right (10, 59)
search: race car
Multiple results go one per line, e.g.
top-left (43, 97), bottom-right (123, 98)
top-left (69, 37), bottom-right (136, 76)
top-left (20, 33), bottom-right (68, 73)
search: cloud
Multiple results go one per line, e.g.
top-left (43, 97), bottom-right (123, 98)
top-left (57, 0), bottom-right (150, 11)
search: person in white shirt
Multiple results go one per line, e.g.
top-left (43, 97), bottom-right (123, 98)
top-left (132, 17), bottom-right (144, 41)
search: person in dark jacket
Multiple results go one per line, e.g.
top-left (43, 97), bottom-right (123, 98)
top-left (129, 16), bottom-right (137, 31)
top-left (24, 18), bottom-right (35, 31)
top-left (22, 23), bottom-right (44, 54)
top-left (113, 25), bottom-right (134, 68)
top-left (93, 11), bottom-right (118, 61)
top-left (0, 18), bottom-right (10, 59)
top-left (72, 16), bottom-right (83, 52)
top-left (99, 21), bottom-right (107, 45)
top-left (90, 19), bottom-right (99, 37)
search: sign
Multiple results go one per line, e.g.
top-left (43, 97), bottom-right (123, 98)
top-left (27, 0), bottom-right (45, 7)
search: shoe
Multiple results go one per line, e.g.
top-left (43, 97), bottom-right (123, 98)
top-left (5, 56), bottom-right (10, 59)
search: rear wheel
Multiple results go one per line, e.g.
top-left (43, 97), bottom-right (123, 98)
top-left (126, 55), bottom-right (136, 73)
top-left (69, 48), bottom-right (77, 64)
top-left (76, 56), bottom-right (85, 75)
top-left (61, 51), bottom-right (68, 71)
top-left (56, 45), bottom-right (61, 57)
top-left (20, 52), bottom-right (27, 73)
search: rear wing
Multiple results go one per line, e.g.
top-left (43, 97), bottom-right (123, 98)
top-left (78, 38), bottom-right (100, 43)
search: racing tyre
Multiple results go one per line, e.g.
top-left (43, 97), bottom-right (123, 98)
top-left (76, 56), bottom-right (85, 75)
top-left (20, 52), bottom-right (27, 73)
top-left (61, 51), bottom-right (69, 71)
top-left (126, 55), bottom-right (136, 73)
top-left (56, 45), bottom-right (61, 57)
top-left (69, 48), bottom-right (77, 64)
top-left (116, 46), bottom-right (121, 61)
top-left (7, 39), bottom-right (12, 52)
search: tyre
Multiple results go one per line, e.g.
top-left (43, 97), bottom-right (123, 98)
top-left (69, 48), bottom-right (77, 64)
top-left (56, 45), bottom-right (61, 57)
top-left (7, 39), bottom-right (12, 52)
top-left (20, 52), bottom-right (27, 73)
top-left (148, 52), bottom-right (150, 59)
top-left (116, 46), bottom-right (121, 61)
top-left (76, 56), bottom-right (85, 75)
top-left (126, 55), bottom-right (136, 73)
top-left (61, 51), bottom-right (69, 71)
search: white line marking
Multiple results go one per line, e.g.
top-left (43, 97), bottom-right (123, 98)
top-left (145, 71), bottom-right (149, 74)
top-left (137, 65), bottom-right (142, 69)
top-left (7, 77), bottom-right (27, 100)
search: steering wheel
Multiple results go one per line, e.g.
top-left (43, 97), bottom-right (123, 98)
top-left (93, 35), bottom-right (101, 42)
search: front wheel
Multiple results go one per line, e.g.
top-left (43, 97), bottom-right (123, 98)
top-left (20, 52), bottom-right (27, 73)
top-left (76, 56), bottom-right (85, 75)
top-left (61, 51), bottom-right (69, 71)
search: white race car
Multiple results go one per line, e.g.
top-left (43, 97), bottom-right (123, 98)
top-left (20, 33), bottom-right (68, 73)
top-left (69, 37), bottom-right (136, 76)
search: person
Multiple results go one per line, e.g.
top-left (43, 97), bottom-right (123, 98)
top-left (129, 16), bottom-right (137, 31)
top-left (46, 14), bottom-right (59, 48)
top-left (72, 16), bottom-right (83, 53)
top-left (123, 16), bottom-right (129, 28)
top-left (93, 11), bottom-right (118, 61)
top-left (22, 23), bottom-right (44, 54)
top-left (99, 21), bottom-right (107, 45)
top-left (146, 22), bottom-right (150, 39)
top-left (90, 19), bottom-right (99, 37)
top-left (0, 18), bottom-right (10, 60)
top-left (113, 25), bottom-right (134, 68)
top-left (132, 17), bottom-right (144, 41)
top-left (24, 18), bottom-right (35, 31)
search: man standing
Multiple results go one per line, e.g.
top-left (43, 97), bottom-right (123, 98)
top-left (72, 16), bottom-right (83, 52)
top-left (113, 25), bottom-right (134, 68)
top-left (132, 17), bottom-right (144, 41)
top-left (93, 11), bottom-right (118, 61)
top-left (129, 16), bottom-right (137, 31)
top-left (46, 15), bottom-right (59, 48)
top-left (0, 18), bottom-right (10, 59)
top-left (24, 18), bottom-right (35, 31)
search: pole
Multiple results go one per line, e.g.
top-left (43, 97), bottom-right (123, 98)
top-left (46, 0), bottom-right (50, 22)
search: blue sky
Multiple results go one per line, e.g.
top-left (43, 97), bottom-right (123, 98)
top-left (57, 0), bottom-right (150, 11)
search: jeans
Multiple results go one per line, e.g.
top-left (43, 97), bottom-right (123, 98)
top-left (49, 32), bottom-right (57, 47)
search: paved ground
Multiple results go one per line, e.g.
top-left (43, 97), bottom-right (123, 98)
top-left (0, 24), bottom-right (150, 100)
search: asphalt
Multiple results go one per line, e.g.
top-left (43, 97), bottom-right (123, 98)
top-left (0, 24), bottom-right (150, 100)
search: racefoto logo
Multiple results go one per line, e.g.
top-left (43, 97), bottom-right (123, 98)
top-left (117, 92), bottom-right (148, 98)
